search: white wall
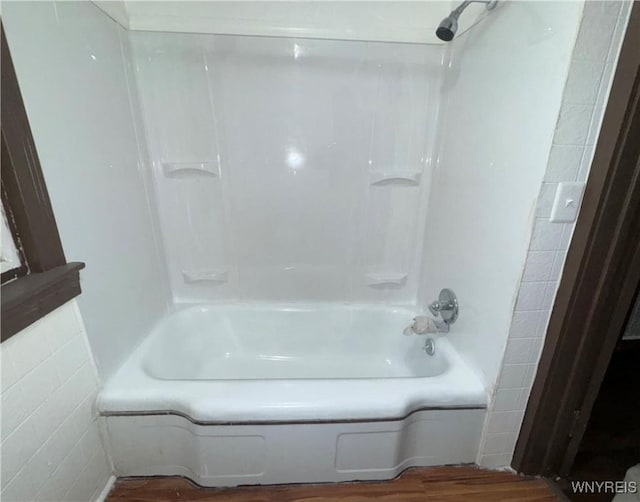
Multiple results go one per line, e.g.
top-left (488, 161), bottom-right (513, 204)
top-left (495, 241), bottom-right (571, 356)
top-left (1, 301), bottom-right (112, 501)
top-left (478, 0), bottom-right (633, 468)
top-left (2, 1), bottom-right (170, 378)
top-left (131, 32), bottom-right (443, 305)
top-left (420, 1), bottom-right (584, 390)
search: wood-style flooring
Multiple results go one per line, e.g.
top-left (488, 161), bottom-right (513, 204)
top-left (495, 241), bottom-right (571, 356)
top-left (107, 466), bottom-right (558, 501)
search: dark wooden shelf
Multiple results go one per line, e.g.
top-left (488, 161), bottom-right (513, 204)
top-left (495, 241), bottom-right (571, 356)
top-left (1, 262), bottom-right (85, 341)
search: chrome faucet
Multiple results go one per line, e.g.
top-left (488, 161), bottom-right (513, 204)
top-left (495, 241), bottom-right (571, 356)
top-left (403, 288), bottom-right (459, 336)
top-left (404, 289), bottom-right (459, 355)
top-left (428, 288), bottom-right (459, 325)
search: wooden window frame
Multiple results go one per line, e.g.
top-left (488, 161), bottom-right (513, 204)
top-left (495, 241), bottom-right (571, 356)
top-left (1, 24), bottom-right (85, 342)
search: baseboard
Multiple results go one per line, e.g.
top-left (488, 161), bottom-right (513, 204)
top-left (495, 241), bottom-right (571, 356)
top-left (95, 475), bottom-right (116, 502)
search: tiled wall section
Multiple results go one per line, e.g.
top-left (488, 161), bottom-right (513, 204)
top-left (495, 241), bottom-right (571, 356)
top-left (477, 0), bottom-right (633, 468)
top-left (1, 301), bottom-right (112, 501)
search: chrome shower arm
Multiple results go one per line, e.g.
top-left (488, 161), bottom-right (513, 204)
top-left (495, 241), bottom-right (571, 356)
top-left (450, 0), bottom-right (472, 19)
top-left (436, 0), bottom-right (497, 42)
top-left (454, 0), bottom-right (497, 14)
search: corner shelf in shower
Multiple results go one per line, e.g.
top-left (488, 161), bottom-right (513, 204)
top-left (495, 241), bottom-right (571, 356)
top-left (365, 272), bottom-right (408, 287)
top-left (370, 171), bottom-right (421, 186)
top-left (182, 270), bottom-right (228, 284)
top-left (162, 162), bottom-right (220, 178)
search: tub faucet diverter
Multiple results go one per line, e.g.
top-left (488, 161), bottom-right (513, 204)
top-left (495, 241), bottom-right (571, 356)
top-left (404, 288), bottom-right (459, 335)
top-left (428, 288), bottom-right (459, 325)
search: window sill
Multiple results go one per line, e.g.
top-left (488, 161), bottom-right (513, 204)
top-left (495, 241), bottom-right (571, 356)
top-left (1, 262), bottom-right (85, 342)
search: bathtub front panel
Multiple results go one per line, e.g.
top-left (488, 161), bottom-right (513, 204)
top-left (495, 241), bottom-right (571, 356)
top-left (104, 409), bottom-right (484, 486)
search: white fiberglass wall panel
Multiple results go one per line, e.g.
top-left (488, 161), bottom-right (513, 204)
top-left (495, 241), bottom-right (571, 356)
top-left (131, 33), bottom-right (442, 305)
top-left (420, 1), bottom-right (584, 387)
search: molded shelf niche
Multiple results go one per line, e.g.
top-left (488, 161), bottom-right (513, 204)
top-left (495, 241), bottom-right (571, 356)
top-left (162, 162), bottom-right (220, 178)
top-left (370, 171), bottom-right (421, 187)
top-left (182, 270), bottom-right (228, 284)
top-left (365, 272), bottom-right (408, 287)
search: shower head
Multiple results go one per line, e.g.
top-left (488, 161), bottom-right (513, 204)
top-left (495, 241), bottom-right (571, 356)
top-left (435, 0), bottom-right (497, 42)
top-left (436, 13), bottom-right (460, 42)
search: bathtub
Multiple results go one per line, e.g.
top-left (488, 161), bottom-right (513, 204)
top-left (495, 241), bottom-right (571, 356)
top-left (99, 304), bottom-right (487, 486)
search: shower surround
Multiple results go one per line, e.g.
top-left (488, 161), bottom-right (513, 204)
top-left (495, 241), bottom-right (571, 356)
top-left (106, 36), bottom-right (483, 485)
top-left (2, 0), bottom-right (592, 487)
top-left (102, 7), bottom-right (580, 480)
top-left (131, 33), bottom-right (442, 306)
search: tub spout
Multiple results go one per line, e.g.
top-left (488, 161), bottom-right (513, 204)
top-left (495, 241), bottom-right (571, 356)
top-left (434, 318), bottom-right (449, 333)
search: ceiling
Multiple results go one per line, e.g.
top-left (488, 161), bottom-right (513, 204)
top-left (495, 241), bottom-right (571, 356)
top-left (91, 1), bottom-right (489, 45)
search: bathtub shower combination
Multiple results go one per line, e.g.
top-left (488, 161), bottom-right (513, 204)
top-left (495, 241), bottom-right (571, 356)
top-left (12, 0), bottom-right (585, 487)
top-left (93, 21), bottom-right (497, 485)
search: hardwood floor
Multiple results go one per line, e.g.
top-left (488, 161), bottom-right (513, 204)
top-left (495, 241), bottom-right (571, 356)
top-left (107, 466), bottom-right (558, 501)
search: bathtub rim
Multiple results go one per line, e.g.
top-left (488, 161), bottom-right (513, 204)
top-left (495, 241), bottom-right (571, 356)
top-left (99, 403), bottom-right (486, 426)
top-left (98, 304), bottom-right (488, 423)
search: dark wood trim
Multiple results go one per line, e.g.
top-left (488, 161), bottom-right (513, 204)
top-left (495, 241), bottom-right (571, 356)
top-left (2, 140), bottom-right (29, 284)
top-left (1, 23), bottom-right (85, 341)
top-left (1, 24), bottom-right (66, 273)
top-left (512, 3), bottom-right (640, 476)
top-left (1, 263), bottom-right (85, 341)
top-left (0, 266), bottom-right (28, 285)
top-left (0, 267), bottom-right (28, 284)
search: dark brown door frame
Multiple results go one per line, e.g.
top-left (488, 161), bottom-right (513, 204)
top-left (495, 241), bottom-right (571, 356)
top-left (512, 3), bottom-right (640, 476)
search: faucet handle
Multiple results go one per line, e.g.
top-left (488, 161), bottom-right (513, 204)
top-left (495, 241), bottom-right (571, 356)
top-left (427, 289), bottom-right (459, 325)
top-left (428, 301), bottom-right (442, 317)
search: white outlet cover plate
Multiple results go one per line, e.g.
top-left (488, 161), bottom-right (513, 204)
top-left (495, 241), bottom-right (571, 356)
top-left (550, 182), bottom-right (585, 223)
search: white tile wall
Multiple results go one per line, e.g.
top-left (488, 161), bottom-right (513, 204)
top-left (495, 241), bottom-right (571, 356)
top-left (0, 301), bottom-right (112, 501)
top-left (477, 0), bottom-right (633, 469)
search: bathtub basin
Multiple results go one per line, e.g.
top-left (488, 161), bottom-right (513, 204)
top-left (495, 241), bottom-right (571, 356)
top-left (99, 303), bottom-right (486, 422)
top-left (99, 303), bottom-right (488, 486)
top-left (143, 304), bottom-right (449, 380)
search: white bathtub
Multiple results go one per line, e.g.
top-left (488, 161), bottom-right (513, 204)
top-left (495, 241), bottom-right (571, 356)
top-left (99, 304), bottom-right (487, 486)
